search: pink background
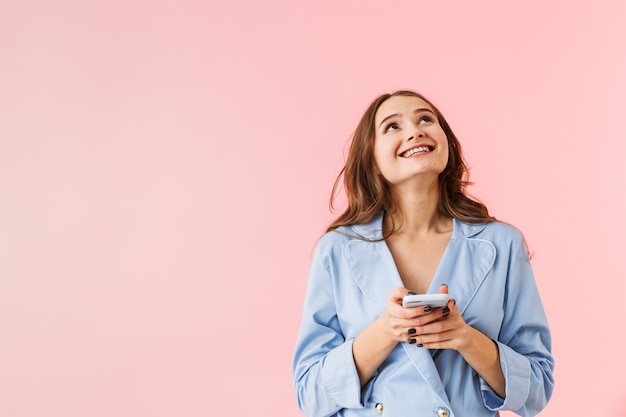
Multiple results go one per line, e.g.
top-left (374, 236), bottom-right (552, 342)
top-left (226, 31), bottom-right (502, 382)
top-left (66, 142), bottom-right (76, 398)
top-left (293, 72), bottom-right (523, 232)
top-left (1, 1), bottom-right (625, 416)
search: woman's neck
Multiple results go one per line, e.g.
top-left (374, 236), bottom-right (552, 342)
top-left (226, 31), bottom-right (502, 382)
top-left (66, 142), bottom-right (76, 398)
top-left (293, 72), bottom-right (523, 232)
top-left (384, 182), bottom-right (450, 236)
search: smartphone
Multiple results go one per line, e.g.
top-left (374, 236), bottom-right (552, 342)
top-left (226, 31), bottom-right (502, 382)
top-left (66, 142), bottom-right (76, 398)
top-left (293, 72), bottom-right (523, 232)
top-left (402, 293), bottom-right (450, 308)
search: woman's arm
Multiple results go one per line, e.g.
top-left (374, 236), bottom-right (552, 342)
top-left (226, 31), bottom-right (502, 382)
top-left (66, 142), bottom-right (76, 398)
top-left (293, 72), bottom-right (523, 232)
top-left (293, 237), bottom-right (374, 417)
top-left (352, 288), bottom-right (428, 386)
top-left (489, 234), bottom-right (555, 414)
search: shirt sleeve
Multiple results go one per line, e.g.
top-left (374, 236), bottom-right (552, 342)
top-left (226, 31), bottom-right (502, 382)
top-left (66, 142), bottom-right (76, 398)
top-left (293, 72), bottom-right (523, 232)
top-left (479, 233), bottom-right (555, 416)
top-left (292, 238), bottom-right (369, 417)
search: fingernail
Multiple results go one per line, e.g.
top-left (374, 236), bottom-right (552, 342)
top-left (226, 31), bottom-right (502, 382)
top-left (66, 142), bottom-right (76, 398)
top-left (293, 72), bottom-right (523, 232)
top-left (441, 306), bottom-right (450, 315)
top-left (407, 291), bottom-right (416, 295)
top-left (416, 344), bottom-right (423, 347)
top-left (453, 299), bottom-right (456, 305)
top-left (423, 306), bottom-right (433, 313)
top-left (441, 283), bottom-right (448, 288)
top-left (407, 328), bottom-right (417, 335)
top-left (408, 338), bottom-right (416, 344)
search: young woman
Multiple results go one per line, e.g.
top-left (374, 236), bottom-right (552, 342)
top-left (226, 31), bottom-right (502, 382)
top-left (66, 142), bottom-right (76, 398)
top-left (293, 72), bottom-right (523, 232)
top-left (292, 90), bottom-right (554, 417)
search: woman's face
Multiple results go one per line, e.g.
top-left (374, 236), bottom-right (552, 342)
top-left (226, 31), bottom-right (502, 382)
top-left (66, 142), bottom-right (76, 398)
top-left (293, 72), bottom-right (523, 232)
top-left (373, 95), bottom-right (449, 187)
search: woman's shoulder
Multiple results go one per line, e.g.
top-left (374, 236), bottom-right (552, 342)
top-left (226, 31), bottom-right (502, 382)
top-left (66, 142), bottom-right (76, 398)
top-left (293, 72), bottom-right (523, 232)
top-left (315, 219), bottom-right (383, 255)
top-left (483, 220), bottom-right (524, 237)
top-left (317, 225), bottom-right (361, 247)
top-left (317, 213), bottom-right (385, 248)
top-left (458, 219), bottom-right (525, 245)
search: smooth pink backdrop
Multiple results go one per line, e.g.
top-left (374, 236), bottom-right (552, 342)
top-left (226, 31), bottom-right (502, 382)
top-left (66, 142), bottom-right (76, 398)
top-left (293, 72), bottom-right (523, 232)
top-left (1, 1), bottom-right (625, 416)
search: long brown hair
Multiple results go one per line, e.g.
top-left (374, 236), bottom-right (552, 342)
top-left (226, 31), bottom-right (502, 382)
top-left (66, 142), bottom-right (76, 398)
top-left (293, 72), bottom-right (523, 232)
top-left (327, 90), bottom-right (495, 235)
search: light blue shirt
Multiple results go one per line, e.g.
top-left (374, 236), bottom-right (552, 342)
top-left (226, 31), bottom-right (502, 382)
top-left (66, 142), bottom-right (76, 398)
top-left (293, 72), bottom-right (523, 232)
top-left (292, 213), bottom-right (554, 417)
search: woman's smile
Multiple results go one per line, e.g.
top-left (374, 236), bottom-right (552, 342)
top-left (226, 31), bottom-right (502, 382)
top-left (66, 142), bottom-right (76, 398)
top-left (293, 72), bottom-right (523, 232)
top-left (373, 95), bottom-right (449, 186)
top-left (399, 144), bottom-right (435, 158)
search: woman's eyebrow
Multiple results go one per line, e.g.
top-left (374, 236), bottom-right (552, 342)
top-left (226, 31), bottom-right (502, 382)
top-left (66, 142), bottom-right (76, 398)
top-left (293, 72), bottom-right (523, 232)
top-left (378, 108), bottom-right (434, 129)
top-left (378, 113), bottom-right (399, 129)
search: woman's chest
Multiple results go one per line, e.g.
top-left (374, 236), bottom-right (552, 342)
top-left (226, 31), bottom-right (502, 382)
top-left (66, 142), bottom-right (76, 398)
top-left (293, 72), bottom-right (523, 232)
top-left (385, 232), bottom-right (451, 294)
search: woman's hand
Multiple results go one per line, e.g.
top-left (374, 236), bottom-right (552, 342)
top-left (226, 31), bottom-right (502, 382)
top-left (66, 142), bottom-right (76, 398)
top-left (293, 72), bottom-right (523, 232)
top-left (352, 285), bottom-right (447, 386)
top-left (404, 284), bottom-right (471, 350)
top-left (378, 286), bottom-right (452, 345)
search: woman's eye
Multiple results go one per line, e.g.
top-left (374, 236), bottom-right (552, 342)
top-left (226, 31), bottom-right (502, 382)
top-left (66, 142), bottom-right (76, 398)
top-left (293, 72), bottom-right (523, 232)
top-left (384, 123), bottom-right (399, 133)
top-left (418, 116), bottom-right (434, 125)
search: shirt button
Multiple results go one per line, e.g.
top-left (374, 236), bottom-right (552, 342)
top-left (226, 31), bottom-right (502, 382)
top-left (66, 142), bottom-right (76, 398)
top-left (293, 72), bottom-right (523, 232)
top-left (437, 406), bottom-right (450, 417)
top-left (374, 402), bottom-right (383, 414)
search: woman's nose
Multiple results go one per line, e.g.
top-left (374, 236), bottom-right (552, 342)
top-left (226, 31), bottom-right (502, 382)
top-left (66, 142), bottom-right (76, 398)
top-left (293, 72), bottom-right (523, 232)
top-left (407, 126), bottom-right (425, 141)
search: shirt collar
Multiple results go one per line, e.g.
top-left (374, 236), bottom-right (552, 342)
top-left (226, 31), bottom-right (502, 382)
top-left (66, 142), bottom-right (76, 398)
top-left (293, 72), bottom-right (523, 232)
top-left (349, 211), bottom-right (487, 240)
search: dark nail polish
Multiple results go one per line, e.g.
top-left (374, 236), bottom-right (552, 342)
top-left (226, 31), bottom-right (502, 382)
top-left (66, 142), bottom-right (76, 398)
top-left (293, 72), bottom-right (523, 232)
top-left (407, 291), bottom-right (416, 295)
top-left (416, 344), bottom-right (423, 347)
top-left (423, 306), bottom-right (433, 313)
top-left (441, 306), bottom-right (450, 315)
top-left (409, 338), bottom-right (416, 344)
top-left (408, 328), bottom-right (417, 335)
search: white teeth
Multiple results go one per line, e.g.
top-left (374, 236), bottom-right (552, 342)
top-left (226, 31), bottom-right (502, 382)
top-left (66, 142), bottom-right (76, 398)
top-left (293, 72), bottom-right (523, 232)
top-left (403, 146), bottom-right (430, 157)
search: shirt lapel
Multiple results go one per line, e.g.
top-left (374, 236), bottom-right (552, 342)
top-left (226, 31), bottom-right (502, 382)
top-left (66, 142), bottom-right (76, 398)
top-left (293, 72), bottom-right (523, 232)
top-left (430, 219), bottom-right (496, 315)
